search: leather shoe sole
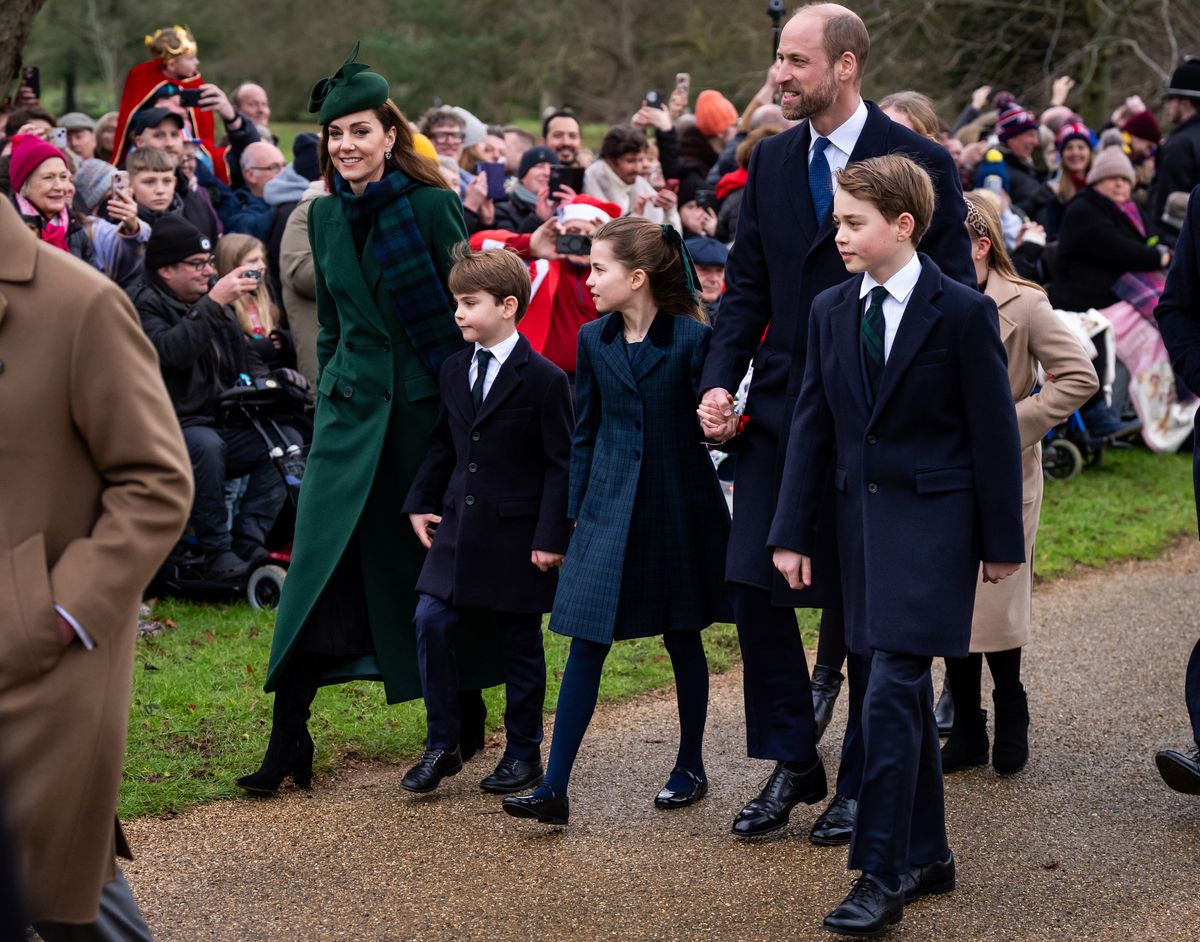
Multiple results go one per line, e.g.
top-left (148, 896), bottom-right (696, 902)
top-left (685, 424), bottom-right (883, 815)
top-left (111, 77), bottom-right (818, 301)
top-left (823, 910), bottom-right (903, 937)
top-left (1156, 750), bottom-right (1200, 794)
top-left (480, 763), bottom-right (544, 794)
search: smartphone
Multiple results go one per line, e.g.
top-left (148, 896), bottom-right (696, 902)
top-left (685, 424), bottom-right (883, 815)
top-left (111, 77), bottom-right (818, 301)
top-left (675, 73), bottom-right (691, 98)
top-left (112, 170), bottom-right (130, 197)
top-left (21, 66), bottom-right (40, 99)
top-left (695, 188), bottom-right (718, 212)
top-left (645, 90), bottom-right (663, 110)
top-left (555, 233), bottom-right (592, 256)
top-left (179, 88), bottom-right (203, 108)
top-left (548, 165), bottom-right (585, 199)
top-left (665, 178), bottom-right (680, 194)
top-left (475, 161), bottom-right (507, 201)
top-left (245, 269), bottom-right (262, 282)
top-left (51, 127), bottom-right (68, 150)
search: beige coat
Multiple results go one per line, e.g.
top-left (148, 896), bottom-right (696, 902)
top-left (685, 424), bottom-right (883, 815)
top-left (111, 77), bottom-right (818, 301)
top-left (0, 199), bottom-right (192, 923)
top-left (280, 179), bottom-right (326, 387)
top-left (969, 270), bottom-right (1098, 652)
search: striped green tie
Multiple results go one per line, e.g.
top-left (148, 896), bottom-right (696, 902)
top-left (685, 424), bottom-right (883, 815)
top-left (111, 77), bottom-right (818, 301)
top-left (861, 285), bottom-right (888, 367)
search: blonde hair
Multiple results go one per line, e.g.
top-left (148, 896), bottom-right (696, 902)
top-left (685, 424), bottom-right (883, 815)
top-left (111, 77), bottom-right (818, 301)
top-left (879, 91), bottom-right (941, 141)
top-left (964, 190), bottom-right (1043, 294)
top-left (591, 216), bottom-right (706, 323)
top-left (215, 234), bottom-right (279, 336)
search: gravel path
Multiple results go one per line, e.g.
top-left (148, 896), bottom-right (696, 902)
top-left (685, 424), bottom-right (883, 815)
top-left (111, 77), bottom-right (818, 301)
top-left (124, 544), bottom-right (1200, 941)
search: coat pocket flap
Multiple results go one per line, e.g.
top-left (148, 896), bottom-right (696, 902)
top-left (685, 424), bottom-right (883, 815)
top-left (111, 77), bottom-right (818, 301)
top-left (833, 467), bottom-right (848, 492)
top-left (913, 348), bottom-right (951, 367)
top-left (499, 498), bottom-right (542, 518)
top-left (317, 367), bottom-right (340, 398)
top-left (915, 467), bottom-right (974, 494)
top-left (404, 373), bottom-right (439, 401)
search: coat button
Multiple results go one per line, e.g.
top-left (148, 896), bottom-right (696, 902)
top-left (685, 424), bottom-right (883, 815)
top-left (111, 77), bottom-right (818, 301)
top-left (867, 435), bottom-right (877, 445)
top-left (465, 495), bottom-right (475, 506)
top-left (383, 392), bottom-right (391, 402)
top-left (345, 341), bottom-right (355, 351)
top-left (383, 342), bottom-right (391, 352)
top-left (468, 462), bottom-right (478, 473)
top-left (341, 386), bottom-right (353, 398)
top-left (868, 482), bottom-right (879, 494)
top-left (471, 431), bottom-right (481, 441)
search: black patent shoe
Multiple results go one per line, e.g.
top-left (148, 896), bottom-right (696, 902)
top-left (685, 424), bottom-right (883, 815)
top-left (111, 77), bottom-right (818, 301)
top-left (1156, 747), bottom-right (1200, 794)
top-left (810, 793), bottom-right (857, 846)
top-left (502, 787), bottom-right (570, 825)
top-left (811, 665), bottom-right (845, 745)
top-left (731, 758), bottom-right (827, 838)
top-left (480, 756), bottom-right (544, 794)
top-left (654, 768), bottom-right (709, 809)
top-left (823, 874), bottom-right (904, 937)
top-left (934, 685), bottom-right (955, 737)
top-left (899, 852), bottom-right (956, 904)
top-left (400, 748), bottom-right (464, 793)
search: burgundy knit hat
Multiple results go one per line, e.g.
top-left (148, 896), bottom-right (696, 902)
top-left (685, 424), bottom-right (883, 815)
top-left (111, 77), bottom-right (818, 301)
top-left (1120, 109), bottom-right (1161, 144)
top-left (9, 134), bottom-right (69, 192)
top-left (996, 101), bottom-right (1039, 143)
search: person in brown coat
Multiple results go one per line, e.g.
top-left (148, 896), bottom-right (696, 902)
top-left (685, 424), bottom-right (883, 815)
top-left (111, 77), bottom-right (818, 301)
top-left (0, 196), bottom-right (193, 937)
top-left (941, 192), bottom-right (1098, 777)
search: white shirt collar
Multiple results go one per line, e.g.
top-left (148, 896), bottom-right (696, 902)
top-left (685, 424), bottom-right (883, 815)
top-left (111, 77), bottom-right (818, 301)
top-left (475, 330), bottom-right (520, 364)
top-left (860, 251), bottom-right (922, 304)
top-left (810, 98), bottom-right (869, 159)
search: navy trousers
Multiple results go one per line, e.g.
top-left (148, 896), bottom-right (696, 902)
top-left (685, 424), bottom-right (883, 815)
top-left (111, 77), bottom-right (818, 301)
top-left (848, 650), bottom-right (950, 878)
top-left (1187, 638), bottom-right (1200, 747)
top-left (834, 650), bottom-right (870, 800)
top-left (413, 593), bottom-right (545, 762)
top-left (730, 584), bottom-right (817, 763)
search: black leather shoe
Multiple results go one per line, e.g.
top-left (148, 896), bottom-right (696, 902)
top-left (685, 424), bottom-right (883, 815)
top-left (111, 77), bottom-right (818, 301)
top-left (480, 756), bottom-right (544, 794)
top-left (823, 874), bottom-right (904, 937)
top-left (1156, 747), bottom-right (1200, 794)
top-left (934, 685), bottom-right (955, 737)
top-left (810, 793), bottom-right (857, 846)
top-left (502, 788), bottom-right (569, 825)
top-left (203, 550), bottom-right (249, 582)
top-left (941, 709), bottom-right (989, 773)
top-left (899, 852), bottom-right (956, 903)
top-left (654, 768), bottom-right (708, 809)
top-left (811, 665), bottom-right (845, 745)
top-left (400, 748), bottom-right (463, 793)
top-left (731, 758), bottom-right (827, 838)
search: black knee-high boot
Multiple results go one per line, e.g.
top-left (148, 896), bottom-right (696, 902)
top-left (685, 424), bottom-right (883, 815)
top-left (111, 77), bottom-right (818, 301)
top-left (940, 653), bottom-right (988, 773)
top-left (238, 654), bottom-right (319, 794)
top-left (987, 648), bottom-right (1029, 775)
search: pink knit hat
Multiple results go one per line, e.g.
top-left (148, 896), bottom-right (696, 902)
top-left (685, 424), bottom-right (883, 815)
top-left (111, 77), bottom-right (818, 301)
top-left (9, 134), bottom-right (69, 191)
top-left (695, 90), bottom-right (738, 137)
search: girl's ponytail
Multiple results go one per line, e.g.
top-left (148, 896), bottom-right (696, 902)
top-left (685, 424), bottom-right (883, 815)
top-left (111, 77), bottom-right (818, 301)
top-left (592, 216), bottom-right (708, 323)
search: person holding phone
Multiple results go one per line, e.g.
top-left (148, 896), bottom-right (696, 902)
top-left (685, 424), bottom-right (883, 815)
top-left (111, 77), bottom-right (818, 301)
top-left (7, 135), bottom-right (95, 264)
top-left (583, 125), bottom-right (681, 231)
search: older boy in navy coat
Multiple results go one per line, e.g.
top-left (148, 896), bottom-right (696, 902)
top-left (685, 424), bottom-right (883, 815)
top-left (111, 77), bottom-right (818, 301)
top-left (769, 155), bottom-right (1024, 937)
top-left (402, 248), bottom-right (573, 795)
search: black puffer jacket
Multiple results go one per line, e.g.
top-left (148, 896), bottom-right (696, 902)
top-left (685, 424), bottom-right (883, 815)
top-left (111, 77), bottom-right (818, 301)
top-left (126, 270), bottom-right (267, 427)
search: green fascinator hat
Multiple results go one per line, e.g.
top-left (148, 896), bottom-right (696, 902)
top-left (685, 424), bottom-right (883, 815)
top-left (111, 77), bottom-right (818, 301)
top-left (308, 41), bottom-right (390, 125)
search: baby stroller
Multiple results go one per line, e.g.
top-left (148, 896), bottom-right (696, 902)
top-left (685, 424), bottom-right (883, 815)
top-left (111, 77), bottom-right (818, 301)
top-left (152, 376), bottom-right (307, 609)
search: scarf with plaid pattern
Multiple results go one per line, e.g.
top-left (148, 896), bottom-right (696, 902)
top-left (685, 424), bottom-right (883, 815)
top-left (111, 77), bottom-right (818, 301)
top-left (336, 170), bottom-right (463, 373)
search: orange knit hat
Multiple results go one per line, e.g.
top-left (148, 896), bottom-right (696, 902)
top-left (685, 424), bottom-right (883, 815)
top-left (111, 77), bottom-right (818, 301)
top-left (694, 90), bottom-right (738, 137)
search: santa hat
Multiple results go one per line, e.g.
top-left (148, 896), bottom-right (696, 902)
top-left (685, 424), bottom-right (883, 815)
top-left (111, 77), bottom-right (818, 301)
top-left (561, 194), bottom-right (621, 226)
top-left (9, 134), bottom-right (69, 192)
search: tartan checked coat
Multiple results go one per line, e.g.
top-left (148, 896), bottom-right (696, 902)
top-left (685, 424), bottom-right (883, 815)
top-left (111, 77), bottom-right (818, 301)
top-left (549, 311), bottom-right (731, 644)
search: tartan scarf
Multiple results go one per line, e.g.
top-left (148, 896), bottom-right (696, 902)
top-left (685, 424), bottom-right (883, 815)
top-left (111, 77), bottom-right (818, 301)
top-left (336, 170), bottom-right (463, 373)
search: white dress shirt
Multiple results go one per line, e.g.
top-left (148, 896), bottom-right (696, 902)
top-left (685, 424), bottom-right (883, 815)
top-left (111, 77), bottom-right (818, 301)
top-left (467, 331), bottom-right (520, 401)
top-left (807, 98), bottom-right (869, 191)
top-left (860, 251), bottom-right (923, 363)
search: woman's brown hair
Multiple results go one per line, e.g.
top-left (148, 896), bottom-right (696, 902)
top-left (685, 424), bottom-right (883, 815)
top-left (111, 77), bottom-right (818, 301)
top-left (320, 99), bottom-right (448, 193)
top-left (879, 91), bottom-right (941, 141)
top-left (592, 216), bottom-right (706, 323)
top-left (964, 190), bottom-right (1044, 294)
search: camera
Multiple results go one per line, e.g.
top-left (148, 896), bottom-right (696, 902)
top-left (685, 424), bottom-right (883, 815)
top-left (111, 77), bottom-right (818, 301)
top-left (556, 234), bottom-right (592, 256)
top-left (695, 188), bottom-right (718, 212)
top-left (245, 269), bottom-right (262, 282)
top-left (645, 90), bottom-right (663, 110)
top-left (179, 88), bottom-right (203, 108)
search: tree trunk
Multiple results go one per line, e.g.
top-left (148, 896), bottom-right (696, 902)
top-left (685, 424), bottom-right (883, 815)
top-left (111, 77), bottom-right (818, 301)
top-left (0, 0), bottom-right (49, 97)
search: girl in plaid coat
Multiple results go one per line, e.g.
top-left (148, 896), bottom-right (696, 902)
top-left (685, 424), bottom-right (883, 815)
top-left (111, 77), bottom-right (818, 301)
top-left (503, 217), bottom-right (731, 826)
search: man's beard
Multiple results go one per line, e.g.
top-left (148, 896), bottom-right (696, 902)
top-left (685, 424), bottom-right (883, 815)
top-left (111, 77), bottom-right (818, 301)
top-left (780, 69), bottom-right (840, 121)
top-left (555, 145), bottom-right (577, 163)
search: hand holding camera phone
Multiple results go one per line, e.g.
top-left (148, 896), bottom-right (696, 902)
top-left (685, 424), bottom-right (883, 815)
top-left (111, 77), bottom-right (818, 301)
top-left (178, 88), bottom-right (204, 108)
top-left (51, 127), bottom-right (68, 150)
top-left (475, 162), bottom-right (508, 201)
top-left (21, 66), bottom-right (40, 100)
top-left (548, 165), bottom-right (585, 202)
top-left (111, 170), bottom-right (131, 198)
top-left (555, 233), bottom-right (592, 256)
top-left (645, 90), bottom-right (663, 110)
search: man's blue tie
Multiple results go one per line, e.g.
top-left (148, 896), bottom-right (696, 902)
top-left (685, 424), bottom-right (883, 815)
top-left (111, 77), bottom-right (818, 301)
top-left (810, 136), bottom-right (833, 223)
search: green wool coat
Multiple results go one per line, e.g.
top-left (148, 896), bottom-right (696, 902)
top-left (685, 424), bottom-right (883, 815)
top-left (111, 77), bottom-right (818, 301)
top-left (264, 184), bottom-right (504, 703)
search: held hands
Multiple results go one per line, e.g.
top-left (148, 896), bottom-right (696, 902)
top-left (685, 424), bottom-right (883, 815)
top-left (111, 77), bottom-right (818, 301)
top-left (408, 512), bottom-right (442, 550)
top-left (531, 550), bottom-right (565, 572)
top-left (697, 388), bottom-right (739, 442)
top-left (982, 562), bottom-right (1021, 584)
top-left (773, 549), bottom-right (812, 591)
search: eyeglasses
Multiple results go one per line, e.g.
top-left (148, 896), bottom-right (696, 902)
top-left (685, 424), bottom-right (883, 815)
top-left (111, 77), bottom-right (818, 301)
top-left (247, 162), bottom-right (285, 172)
top-left (179, 256), bottom-right (216, 272)
top-left (430, 132), bottom-right (464, 142)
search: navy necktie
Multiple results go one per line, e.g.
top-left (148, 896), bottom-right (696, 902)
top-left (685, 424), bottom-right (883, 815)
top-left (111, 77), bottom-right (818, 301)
top-left (471, 349), bottom-right (493, 411)
top-left (862, 286), bottom-right (888, 399)
top-left (810, 136), bottom-right (833, 223)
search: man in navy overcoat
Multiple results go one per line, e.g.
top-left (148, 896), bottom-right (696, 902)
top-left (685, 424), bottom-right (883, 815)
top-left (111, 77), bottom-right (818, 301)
top-left (698, 5), bottom-right (975, 837)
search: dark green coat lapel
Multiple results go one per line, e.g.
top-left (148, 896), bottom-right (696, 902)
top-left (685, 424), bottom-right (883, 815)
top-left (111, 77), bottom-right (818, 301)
top-left (321, 207), bottom-right (392, 338)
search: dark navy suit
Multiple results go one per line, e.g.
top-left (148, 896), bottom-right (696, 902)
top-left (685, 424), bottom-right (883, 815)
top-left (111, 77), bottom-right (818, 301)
top-left (769, 256), bottom-right (1024, 877)
top-left (698, 100), bottom-right (975, 765)
top-left (403, 334), bottom-right (574, 760)
top-left (1154, 184), bottom-right (1200, 749)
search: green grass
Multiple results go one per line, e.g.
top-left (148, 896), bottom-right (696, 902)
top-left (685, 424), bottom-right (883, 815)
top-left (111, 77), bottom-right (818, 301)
top-left (120, 444), bottom-right (1192, 819)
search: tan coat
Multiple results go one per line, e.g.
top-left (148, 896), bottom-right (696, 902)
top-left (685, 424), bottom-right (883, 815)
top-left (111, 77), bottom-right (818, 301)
top-left (0, 199), bottom-right (192, 923)
top-left (280, 179), bottom-right (325, 387)
top-left (969, 270), bottom-right (1098, 652)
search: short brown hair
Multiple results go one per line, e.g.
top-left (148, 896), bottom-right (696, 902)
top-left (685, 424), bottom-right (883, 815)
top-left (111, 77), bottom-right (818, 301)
top-left (795, 4), bottom-right (870, 82)
top-left (447, 244), bottom-right (532, 322)
top-left (127, 146), bottom-right (177, 175)
top-left (835, 154), bottom-right (936, 243)
top-left (599, 124), bottom-right (648, 162)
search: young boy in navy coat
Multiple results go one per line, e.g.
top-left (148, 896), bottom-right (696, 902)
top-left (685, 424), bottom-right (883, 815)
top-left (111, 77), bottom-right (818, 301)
top-left (768, 155), bottom-right (1024, 937)
top-left (401, 247), bottom-right (574, 796)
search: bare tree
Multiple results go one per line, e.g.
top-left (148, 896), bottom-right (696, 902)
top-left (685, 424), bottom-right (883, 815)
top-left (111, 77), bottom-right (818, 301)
top-left (0, 0), bottom-right (49, 98)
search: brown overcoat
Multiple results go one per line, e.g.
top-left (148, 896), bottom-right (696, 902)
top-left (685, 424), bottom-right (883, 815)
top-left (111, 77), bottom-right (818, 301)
top-left (0, 199), bottom-right (192, 923)
top-left (968, 270), bottom-right (1098, 652)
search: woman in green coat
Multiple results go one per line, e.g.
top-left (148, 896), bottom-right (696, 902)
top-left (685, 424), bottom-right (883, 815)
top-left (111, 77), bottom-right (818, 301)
top-left (239, 45), bottom-right (503, 794)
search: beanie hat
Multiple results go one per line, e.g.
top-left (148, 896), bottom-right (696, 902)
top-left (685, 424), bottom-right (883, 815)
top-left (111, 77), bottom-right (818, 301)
top-left (146, 214), bottom-right (212, 270)
top-left (73, 159), bottom-right (116, 212)
top-left (9, 134), bottom-right (69, 192)
top-left (996, 101), bottom-right (1038, 143)
top-left (1055, 120), bottom-right (1094, 154)
top-left (1086, 145), bottom-right (1136, 186)
top-left (695, 90), bottom-right (738, 137)
top-left (1121, 109), bottom-right (1161, 143)
top-left (452, 107), bottom-right (487, 148)
top-left (308, 41), bottom-right (390, 125)
top-left (1165, 57), bottom-right (1200, 100)
top-left (973, 147), bottom-right (1011, 194)
top-left (518, 145), bottom-right (556, 180)
top-left (410, 132), bottom-right (438, 163)
top-left (561, 194), bottom-right (621, 226)
top-left (292, 132), bottom-right (321, 181)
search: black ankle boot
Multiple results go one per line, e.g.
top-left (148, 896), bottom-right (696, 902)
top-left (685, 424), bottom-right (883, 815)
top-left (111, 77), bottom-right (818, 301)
top-left (810, 665), bottom-right (844, 745)
top-left (238, 680), bottom-right (316, 795)
top-left (940, 708), bottom-right (988, 773)
top-left (991, 687), bottom-right (1030, 775)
